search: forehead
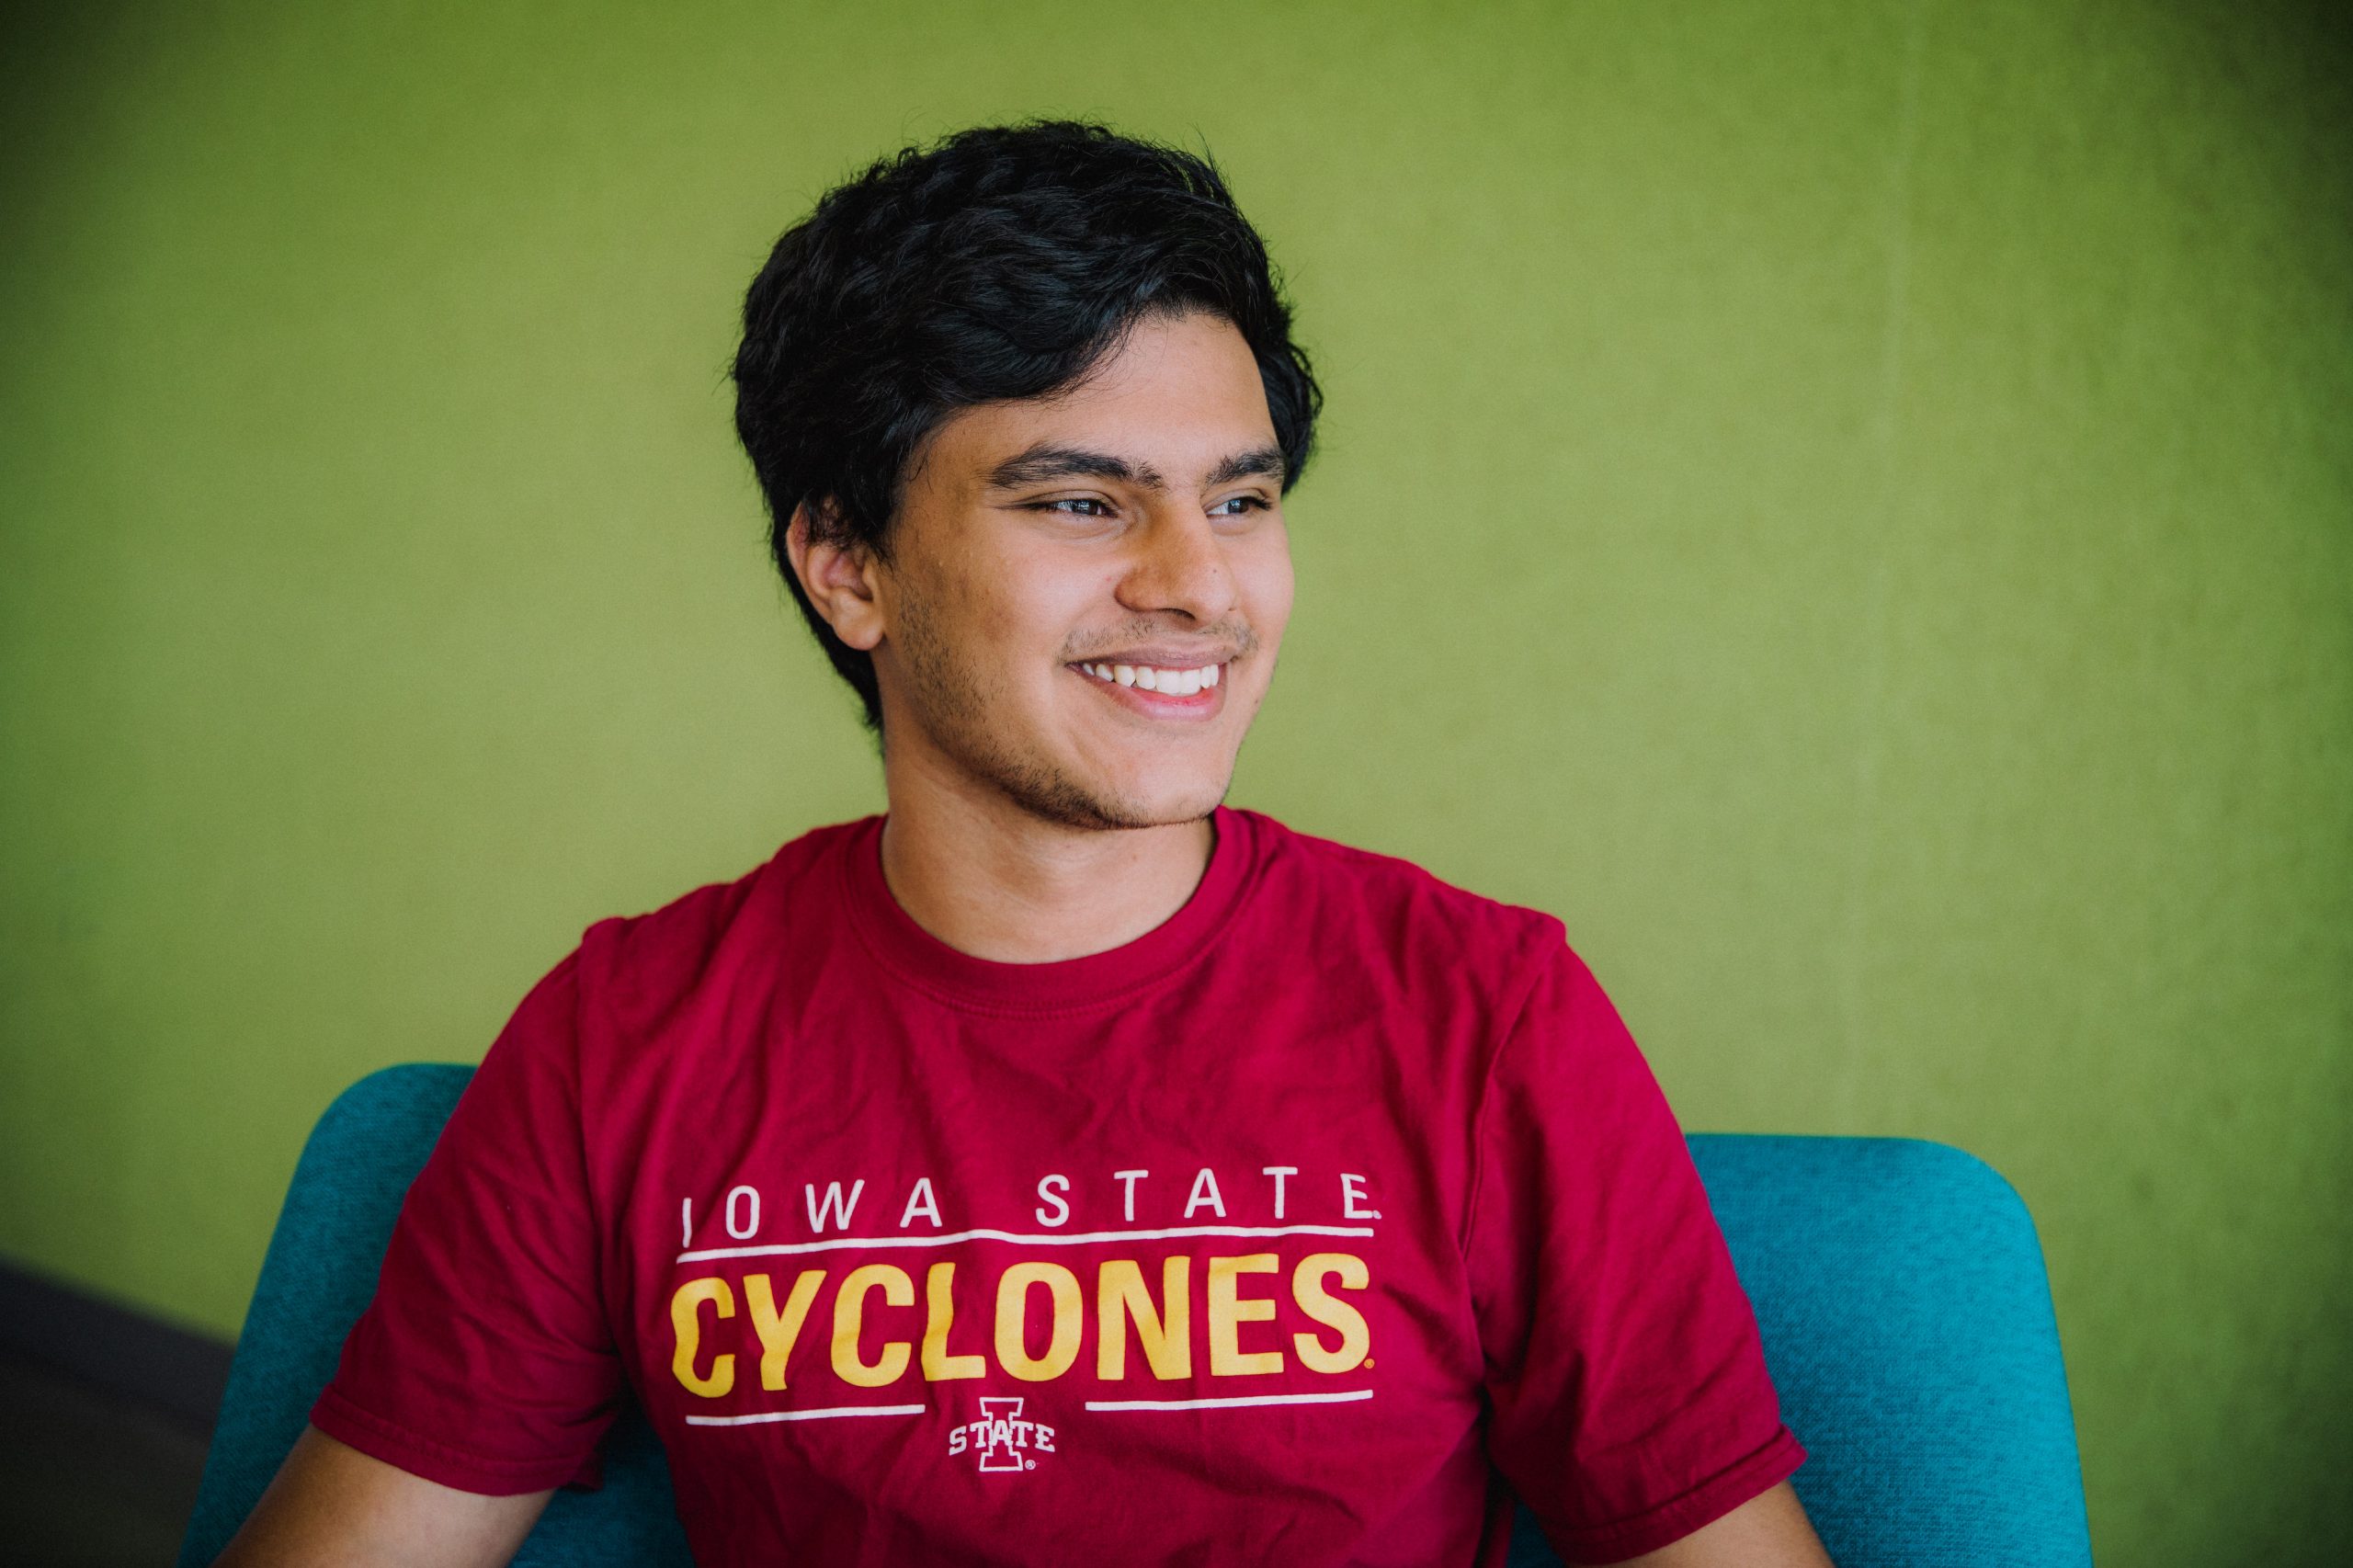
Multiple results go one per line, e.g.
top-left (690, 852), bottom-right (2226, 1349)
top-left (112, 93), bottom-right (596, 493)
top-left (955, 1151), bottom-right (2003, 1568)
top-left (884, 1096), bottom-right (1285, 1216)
top-left (921, 312), bottom-right (1278, 488)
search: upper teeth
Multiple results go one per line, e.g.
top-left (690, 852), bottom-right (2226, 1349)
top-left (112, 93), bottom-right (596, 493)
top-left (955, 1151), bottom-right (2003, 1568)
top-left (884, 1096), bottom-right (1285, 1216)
top-left (1080, 662), bottom-right (1222, 695)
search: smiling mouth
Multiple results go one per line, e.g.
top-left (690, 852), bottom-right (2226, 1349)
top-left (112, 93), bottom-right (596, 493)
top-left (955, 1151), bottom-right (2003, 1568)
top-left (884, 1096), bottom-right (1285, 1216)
top-left (1070, 660), bottom-right (1223, 697)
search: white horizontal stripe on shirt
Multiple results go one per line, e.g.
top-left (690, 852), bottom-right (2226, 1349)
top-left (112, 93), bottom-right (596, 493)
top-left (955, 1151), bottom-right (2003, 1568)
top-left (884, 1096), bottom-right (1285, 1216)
top-left (1085, 1391), bottom-right (1375, 1413)
top-left (684, 1404), bottom-right (925, 1426)
top-left (677, 1222), bottom-right (1376, 1265)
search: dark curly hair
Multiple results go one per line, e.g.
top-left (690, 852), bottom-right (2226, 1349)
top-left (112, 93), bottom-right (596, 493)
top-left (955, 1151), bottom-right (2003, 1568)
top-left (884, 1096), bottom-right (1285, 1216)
top-left (732, 120), bottom-right (1322, 730)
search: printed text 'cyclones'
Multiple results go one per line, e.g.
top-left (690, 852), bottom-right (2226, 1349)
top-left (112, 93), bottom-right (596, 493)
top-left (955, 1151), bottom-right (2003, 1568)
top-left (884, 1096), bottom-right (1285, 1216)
top-left (670, 1252), bottom-right (1370, 1399)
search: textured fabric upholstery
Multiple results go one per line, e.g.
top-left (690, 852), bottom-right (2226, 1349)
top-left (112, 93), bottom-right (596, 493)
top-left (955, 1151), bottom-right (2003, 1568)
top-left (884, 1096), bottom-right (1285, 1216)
top-left (176, 1064), bottom-right (694, 1567)
top-left (182, 1067), bottom-right (2091, 1567)
top-left (1509, 1135), bottom-right (2094, 1566)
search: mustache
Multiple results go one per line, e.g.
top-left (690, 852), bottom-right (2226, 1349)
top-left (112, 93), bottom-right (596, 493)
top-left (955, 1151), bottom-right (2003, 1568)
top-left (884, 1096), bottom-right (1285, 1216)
top-left (1059, 619), bottom-right (1259, 663)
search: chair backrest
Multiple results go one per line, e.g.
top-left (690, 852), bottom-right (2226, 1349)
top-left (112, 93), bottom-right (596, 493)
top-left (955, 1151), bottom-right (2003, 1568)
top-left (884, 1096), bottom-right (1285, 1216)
top-left (183, 1066), bottom-right (2091, 1568)
top-left (1518, 1135), bottom-right (2096, 1568)
top-left (176, 1064), bottom-right (693, 1567)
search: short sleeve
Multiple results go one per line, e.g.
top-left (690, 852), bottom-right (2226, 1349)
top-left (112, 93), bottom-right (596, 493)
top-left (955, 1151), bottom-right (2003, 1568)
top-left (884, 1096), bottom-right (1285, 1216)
top-left (1467, 944), bottom-right (1804, 1562)
top-left (311, 950), bottom-right (622, 1494)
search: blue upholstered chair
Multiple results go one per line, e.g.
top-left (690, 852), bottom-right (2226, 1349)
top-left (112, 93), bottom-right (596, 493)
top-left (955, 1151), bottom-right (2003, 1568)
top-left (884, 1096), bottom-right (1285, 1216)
top-left (178, 1066), bottom-right (2092, 1566)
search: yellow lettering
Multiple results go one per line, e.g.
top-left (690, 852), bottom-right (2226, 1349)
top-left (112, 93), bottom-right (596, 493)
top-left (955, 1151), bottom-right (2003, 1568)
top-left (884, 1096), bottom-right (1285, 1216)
top-left (743, 1269), bottom-right (824, 1391)
top-left (1207, 1254), bottom-right (1283, 1376)
top-left (1291, 1253), bottom-right (1370, 1373)
top-left (830, 1263), bottom-right (914, 1388)
top-left (669, 1276), bottom-right (735, 1398)
top-left (995, 1261), bottom-right (1082, 1381)
top-left (1096, 1256), bottom-right (1191, 1381)
top-left (921, 1261), bottom-right (985, 1381)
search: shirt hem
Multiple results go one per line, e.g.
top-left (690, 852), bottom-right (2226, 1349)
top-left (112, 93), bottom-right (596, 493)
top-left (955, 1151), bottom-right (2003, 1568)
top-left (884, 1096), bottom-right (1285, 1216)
top-left (310, 1387), bottom-right (592, 1496)
top-left (1553, 1426), bottom-right (1808, 1563)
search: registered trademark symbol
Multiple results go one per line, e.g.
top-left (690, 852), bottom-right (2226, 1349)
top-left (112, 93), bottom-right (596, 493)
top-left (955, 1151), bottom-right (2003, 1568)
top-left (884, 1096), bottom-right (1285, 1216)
top-left (1362, 1358), bottom-right (1374, 1369)
top-left (1025, 1459), bottom-right (1036, 1470)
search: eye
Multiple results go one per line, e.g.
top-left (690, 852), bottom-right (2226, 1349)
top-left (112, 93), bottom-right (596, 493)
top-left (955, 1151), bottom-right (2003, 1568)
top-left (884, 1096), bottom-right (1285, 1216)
top-left (1032, 497), bottom-right (1115, 517)
top-left (1209, 494), bottom-right (1270, 517)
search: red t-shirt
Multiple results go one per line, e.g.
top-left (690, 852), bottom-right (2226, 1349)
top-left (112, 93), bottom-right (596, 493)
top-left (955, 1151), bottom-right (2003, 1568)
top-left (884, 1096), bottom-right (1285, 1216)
top-left (315, 809), bottom-right (1802, 1564)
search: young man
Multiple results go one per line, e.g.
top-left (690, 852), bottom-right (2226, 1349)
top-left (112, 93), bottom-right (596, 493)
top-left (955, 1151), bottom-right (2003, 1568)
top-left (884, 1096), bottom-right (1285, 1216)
top-left (221, 123), bottom-right (1830, 1567)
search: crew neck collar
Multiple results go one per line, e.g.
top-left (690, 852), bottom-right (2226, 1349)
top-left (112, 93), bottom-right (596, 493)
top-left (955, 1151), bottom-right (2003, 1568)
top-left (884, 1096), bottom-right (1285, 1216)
top-left (836, 806), bottom-right (1260, 1016)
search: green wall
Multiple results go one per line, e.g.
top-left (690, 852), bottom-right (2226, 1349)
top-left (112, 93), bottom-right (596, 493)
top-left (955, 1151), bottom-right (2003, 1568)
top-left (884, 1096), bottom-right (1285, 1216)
top-left (4, 1), bottom-right (2347, 1559)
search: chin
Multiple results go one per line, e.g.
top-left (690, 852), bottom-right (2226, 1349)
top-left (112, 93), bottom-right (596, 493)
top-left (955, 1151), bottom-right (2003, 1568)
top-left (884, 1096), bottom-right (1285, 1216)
top-left (997, 760), bottom-right (1229, 834)
top-left (1119, 782), bottom-right (1228, 829)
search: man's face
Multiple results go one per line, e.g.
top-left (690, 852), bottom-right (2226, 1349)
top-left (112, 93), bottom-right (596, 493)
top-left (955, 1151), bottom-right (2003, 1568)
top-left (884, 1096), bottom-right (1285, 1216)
top-left (862, 310), bottom-right (1293, 831)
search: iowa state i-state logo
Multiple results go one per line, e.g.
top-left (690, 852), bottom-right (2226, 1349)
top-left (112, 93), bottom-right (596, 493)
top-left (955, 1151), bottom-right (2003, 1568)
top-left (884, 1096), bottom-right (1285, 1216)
top-left (948, 1396), bottom-right (1055, 1472)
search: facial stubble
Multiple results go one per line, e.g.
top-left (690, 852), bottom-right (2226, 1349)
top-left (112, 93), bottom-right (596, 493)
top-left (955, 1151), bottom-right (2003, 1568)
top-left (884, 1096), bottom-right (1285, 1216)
top-left (886, 591), bottom-right (1243, 834)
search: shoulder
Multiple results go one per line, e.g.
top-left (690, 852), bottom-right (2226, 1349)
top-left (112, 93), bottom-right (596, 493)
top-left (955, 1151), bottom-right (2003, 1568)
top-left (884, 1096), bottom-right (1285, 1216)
top-left (573, 816), bottom-right (870, 1032)
top-left (1236, 809), bottom-right (1571, 1000)
top-left (1243, 809), bottom-right (1567, 946)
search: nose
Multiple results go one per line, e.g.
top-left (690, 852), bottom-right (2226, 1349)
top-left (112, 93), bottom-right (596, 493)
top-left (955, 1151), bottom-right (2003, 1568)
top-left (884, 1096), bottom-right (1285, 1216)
top-left (1114, 506), bottom-right (1239, 625)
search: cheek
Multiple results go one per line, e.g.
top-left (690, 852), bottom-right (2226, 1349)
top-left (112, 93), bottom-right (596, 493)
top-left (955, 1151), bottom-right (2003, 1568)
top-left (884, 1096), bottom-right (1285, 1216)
top-left (983, 549), bottom-right (1120, 659)
top-left (923, 549), bottom-right (1050, 655)
top-left (1241, 539), bottom-right (1296, 646)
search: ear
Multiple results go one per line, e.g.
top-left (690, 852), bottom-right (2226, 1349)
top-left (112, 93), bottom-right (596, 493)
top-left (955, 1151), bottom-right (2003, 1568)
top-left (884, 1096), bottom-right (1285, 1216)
top-left (784, 503), bottom-right (886, 652)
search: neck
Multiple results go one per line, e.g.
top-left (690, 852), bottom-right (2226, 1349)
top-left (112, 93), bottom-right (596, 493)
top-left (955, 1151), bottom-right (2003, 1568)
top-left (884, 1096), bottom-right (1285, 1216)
top-left (877, 748), bottom-right (1215, 965)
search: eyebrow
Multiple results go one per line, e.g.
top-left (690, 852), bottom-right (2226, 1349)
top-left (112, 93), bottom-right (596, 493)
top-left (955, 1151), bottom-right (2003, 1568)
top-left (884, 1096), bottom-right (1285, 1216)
top-left (985, 442), bottom-right (1286, 493)
top-left (1202, 446), bottom-right (1288, 488)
